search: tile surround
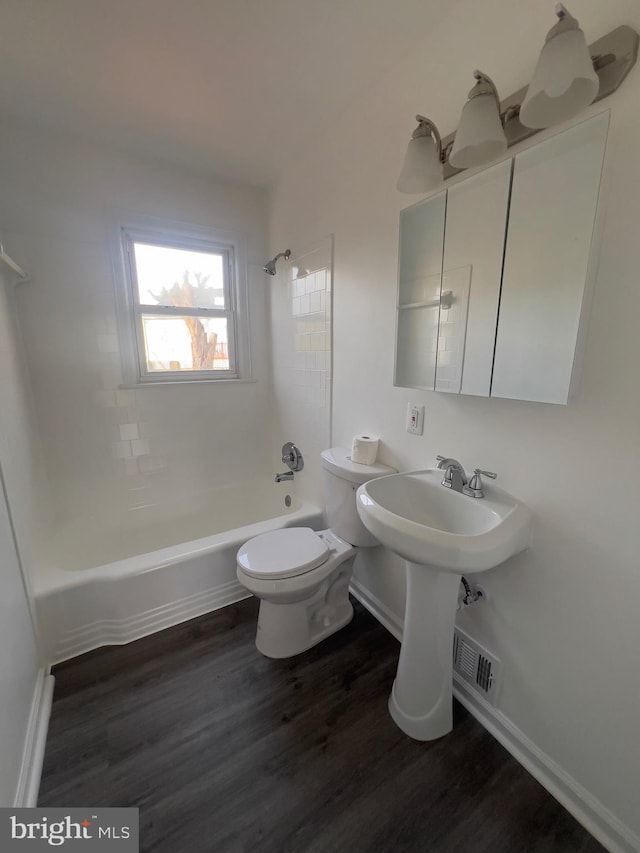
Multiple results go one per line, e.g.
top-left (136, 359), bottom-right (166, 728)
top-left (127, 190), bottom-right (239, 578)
top-left (270, 246), bottom-right (332, 500)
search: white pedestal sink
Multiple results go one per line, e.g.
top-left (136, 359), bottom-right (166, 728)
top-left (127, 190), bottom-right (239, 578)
top-left (356, 468), bottom-right (532, 741)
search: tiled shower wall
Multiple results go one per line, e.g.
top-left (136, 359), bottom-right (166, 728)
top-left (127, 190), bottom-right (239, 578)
top-left (0, 123), bottom-right (272, 530)
top-left (270, 240), bottom-right (332, 503)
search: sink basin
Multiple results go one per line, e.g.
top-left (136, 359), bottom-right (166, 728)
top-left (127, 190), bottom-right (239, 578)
top-left (356, 467), bottom-right (532, 742)
top-left (357, 468), bottom-right (532, 572)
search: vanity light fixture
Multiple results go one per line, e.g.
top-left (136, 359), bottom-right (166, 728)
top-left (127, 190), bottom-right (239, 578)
top-left (448, 71), bottom-right (507, 169)
top-left (520, 4), bottom-right (599, 129)
top-left (396, 115), bottom-right (443, 194)
top-left (397, 8), bottom-right (638, 193)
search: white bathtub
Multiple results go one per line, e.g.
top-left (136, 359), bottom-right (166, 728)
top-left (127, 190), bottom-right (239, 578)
top-left (33, 481), bottom-right (323, 663)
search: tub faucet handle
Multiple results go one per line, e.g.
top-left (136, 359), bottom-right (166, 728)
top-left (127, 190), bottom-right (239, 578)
top-left (281, 441), bottom-right (304, 472)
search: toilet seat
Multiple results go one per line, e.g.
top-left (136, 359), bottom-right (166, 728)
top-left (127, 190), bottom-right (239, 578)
top-left (237, 527), bottom-right (329, 580)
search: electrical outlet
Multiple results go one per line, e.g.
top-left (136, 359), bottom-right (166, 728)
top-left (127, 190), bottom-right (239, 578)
top-left (406, 402), bottom-right (424, 435)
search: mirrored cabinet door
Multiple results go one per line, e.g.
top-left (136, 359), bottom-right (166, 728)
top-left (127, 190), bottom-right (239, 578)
top-left (395, 190), bottom-right (446, 390)
top-left (394, 112), bottom-right (609, 403)
top-left (437, 160), bottom-right (512, 395)
top-left (491, 112), bottom-right (609, 404)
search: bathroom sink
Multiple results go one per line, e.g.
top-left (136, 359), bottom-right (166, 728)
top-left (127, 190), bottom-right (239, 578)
top-left (356, 467), bottom-right (532, 742)
top-left (356, 468), bottom-right (531, 572)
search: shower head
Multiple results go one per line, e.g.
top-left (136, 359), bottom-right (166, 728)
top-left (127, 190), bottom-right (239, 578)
top-left (263, 249), bottom-right (291, 275)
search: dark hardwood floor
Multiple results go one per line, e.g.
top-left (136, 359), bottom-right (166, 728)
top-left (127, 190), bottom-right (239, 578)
top-left (39, 597), bottom-right (604, 853)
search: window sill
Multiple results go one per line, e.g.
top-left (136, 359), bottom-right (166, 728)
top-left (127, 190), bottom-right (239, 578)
top-left (118, 377), bottom-right (257, 389)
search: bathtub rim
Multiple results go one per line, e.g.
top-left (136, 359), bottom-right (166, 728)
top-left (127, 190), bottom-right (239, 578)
top-left (33, 498), bottom-right (323, 598)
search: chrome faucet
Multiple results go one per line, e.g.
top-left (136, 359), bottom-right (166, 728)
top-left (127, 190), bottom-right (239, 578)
top-left (436, 456), bottom-right (497, 498)
top-left (275, 471), bottom-right (294, 483)
top-left (436, 456), bottom-right (468, 492)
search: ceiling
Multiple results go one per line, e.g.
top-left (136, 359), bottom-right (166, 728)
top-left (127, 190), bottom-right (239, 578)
top-left (0, 0), bottom-right (456, 187)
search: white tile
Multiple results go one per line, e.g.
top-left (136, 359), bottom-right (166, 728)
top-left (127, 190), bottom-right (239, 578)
top-left (119, 423), bottom-right (139, 441)
top-left (98, 333), bottom-right (119, 353)
top-left (101, 365), bottom-right (123, 390)
top-left (94, 389), bottom-right (116, 408)
top-left (116, 407), bottom-right (137, 425)
top-left (131, 438), bottom-right (151, 457)
top-left (115, 389), bottom-right (136, 407)
top-left (123, 458), bottom-right (139, 476)
top-left (138, 455), bottom-right (166, 474)
top-left (308, 370), bottom-right (322, 388)
top-left (290, 385), bottom-right (305, 402)
top-left (113, 440), bottom-right (132, 459)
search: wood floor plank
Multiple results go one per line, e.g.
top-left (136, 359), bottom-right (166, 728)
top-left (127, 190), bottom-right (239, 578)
top-left (39, 597), bottom-right (605, 853)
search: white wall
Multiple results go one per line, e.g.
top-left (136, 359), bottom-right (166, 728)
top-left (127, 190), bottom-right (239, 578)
top-left (0, 471), bottom-right (42, 806)
top-left (0, 266), bottom-right (46, 805)
top-left (0, 123), bottom-right (272, 529)
top-left (269, 0), bottom-right (640, 844)
top-left (0, 265), bottom-right (50, 581)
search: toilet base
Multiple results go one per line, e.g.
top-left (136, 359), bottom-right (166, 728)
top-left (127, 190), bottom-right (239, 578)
top-left (254, 564), bottom-right (354, 658)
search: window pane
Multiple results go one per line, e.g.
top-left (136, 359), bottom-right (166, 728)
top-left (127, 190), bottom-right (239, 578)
top-left (133, 243), bottom-right (226, 309)
top-left (140, 315), bottom-right (230, 372)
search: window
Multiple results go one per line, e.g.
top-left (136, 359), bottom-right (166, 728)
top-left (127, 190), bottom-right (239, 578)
top-left (116, 222), bottom-right (250, 384)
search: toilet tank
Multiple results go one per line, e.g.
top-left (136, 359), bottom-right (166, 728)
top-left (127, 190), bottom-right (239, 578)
top-left (320, 448), bottom-right (396, 546)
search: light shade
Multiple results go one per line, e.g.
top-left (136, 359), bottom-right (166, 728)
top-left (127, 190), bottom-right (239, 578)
top-left (448, 94), bottom-right (507, 169)
top-left (520, 5), bottom-right (599, 129)
top-left (448, 71), bottom-right (507, 170)
top-left (397, 120), bottom-right (443, 193)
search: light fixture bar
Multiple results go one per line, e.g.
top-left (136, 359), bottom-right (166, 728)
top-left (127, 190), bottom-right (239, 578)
top-left (441, 24), bottom-right (638, 179)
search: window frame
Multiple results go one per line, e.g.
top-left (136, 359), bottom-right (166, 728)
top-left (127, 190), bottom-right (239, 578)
top-left (113, 217), bottom-right (251, 386)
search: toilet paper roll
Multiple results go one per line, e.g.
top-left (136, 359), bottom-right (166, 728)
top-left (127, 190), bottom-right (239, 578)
top-left (351, 435), bottom-right (379, 466)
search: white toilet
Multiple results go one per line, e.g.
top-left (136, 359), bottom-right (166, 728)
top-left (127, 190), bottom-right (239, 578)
top-left (236, 447), bottom-right (395, 658)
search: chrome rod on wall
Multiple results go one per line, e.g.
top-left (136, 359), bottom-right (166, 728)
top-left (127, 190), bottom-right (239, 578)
top-left (0, 244), bottom-right (29, 281)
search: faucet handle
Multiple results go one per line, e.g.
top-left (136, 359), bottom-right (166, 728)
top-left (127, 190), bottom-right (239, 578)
top-left (474, 468), bottom-right (497, 480)
top-left (465, 468), bottom-right (497, 498)
top-left (469, 468), bottom-right (497, 488)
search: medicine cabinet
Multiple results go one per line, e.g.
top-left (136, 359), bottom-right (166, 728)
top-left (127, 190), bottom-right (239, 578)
top-left (394, 111), bottom-right (609, 404)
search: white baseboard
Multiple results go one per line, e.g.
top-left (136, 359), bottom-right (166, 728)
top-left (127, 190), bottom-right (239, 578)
top-left (13, 669), bottom-right (55, 807)
top-left (349, 580), bottom-right (638, 853)
top-left (349, 578), bottom-right (403, 641)
top-left (50, 580), bottom-right (251, 664)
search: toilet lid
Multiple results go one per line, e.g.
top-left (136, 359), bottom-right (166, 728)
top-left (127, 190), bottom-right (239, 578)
top-left (237, 527), bottom-right (329, 580)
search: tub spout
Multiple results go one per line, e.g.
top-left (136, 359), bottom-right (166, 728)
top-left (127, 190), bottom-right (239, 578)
top-left (275, 471), bottom-right (294, 482)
